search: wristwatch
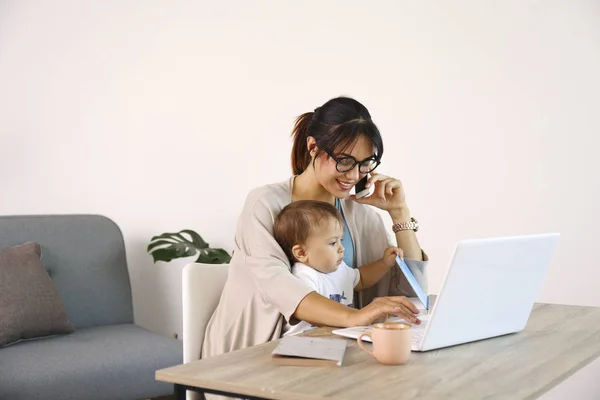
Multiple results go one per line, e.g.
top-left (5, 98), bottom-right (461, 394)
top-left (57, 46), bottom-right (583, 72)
top-left (392, 217), bottom-right (419, 233)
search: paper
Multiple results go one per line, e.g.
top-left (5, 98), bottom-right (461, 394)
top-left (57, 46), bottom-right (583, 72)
top-left (396, 256), bottom-right (429, 310)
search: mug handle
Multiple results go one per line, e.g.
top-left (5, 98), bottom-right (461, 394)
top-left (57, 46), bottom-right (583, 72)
top-left (357, 333), bottom-right (375, 358)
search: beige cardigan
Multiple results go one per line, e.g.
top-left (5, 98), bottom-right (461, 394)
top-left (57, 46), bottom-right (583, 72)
top-left (202, 177), bottom-right (428, 359)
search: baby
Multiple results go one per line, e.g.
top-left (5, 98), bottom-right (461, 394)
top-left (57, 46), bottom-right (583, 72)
top-left (273, 200), bottom-right (403, 336)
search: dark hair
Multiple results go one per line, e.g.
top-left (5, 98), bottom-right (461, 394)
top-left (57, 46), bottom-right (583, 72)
top-left (290, 96), bottom-right (384, 175)
top-left (273, 200), bottom-right (343, 262)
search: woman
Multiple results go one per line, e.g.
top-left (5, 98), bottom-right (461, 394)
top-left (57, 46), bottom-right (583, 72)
top-left (202, 96), bottom-right (428, 359)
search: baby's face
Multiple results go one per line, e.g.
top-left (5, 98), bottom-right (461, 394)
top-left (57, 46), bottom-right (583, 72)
top-left (303, 218), bottom-right (345, 274)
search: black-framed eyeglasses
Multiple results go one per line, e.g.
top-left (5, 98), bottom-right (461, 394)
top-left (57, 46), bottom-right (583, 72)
top-left (323, 149), bottom-right (381, 174)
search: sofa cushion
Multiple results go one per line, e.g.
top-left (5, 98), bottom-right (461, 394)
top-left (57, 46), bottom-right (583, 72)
top-left (0, 323), bottom-right (183, 400)
top-left (0, 242), bottom-right (74, 347)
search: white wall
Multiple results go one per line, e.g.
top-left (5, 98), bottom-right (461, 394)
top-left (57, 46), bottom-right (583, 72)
top-left (1, 0), bottom-right (599, 338)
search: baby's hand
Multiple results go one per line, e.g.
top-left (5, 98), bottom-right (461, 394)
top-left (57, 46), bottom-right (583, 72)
top-left (382, 246), bottom-right (404, 268)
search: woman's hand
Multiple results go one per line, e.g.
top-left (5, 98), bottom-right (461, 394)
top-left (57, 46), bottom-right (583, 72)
top-left (382, 246), bottom-right (404, 268)
top-left (348, 296), bottom-right (421, 327)
top-left (349, 171), bottom-right (408, 214)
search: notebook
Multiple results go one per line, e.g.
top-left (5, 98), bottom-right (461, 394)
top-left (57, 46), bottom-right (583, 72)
top-left (271, 336), bottom-right (347, 367)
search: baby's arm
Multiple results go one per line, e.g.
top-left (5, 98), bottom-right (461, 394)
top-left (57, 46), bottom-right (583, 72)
top-left (354, 246), bottom-right (403, 291)
top-left (354, 260), bottom-right (391, 291)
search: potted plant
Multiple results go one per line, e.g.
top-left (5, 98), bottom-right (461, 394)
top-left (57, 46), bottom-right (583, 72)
top-left (147, 229), bottom-right (231, 264)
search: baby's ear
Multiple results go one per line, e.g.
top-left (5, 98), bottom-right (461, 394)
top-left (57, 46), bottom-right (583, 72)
top-left (292, 244), bottom-right (307, 263)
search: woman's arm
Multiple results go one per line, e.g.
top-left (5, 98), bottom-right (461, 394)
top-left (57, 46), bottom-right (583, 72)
top-left (293, 292), bottom-right (420, 327)
top-left (349, 172), bottom-right (428, 296)
top-left (237, 192), bottom-right (316, 323)
top-left (350, 172), bottom-right (424, 261)
top-left (390, 207), bottom-right (423, 261)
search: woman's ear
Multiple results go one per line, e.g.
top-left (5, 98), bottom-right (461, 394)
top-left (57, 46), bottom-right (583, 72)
top-left (306, 136), bottom-right (317, 158)
top-left (292, 244), bottom-right (308, 263)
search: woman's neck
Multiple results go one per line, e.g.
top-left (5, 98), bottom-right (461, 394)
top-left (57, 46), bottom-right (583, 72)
top-left (292, 168), bottom-right (336, 205)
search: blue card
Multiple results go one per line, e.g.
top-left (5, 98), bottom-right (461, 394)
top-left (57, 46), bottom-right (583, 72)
top-left (395, 256), bottom-right (429, 310)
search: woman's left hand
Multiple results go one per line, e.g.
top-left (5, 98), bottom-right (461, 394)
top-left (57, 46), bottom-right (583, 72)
top-left (349, 171), bottom-right (407, 212)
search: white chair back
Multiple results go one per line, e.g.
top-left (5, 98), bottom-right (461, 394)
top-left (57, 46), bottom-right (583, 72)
top-left (182, 263), bottom-right (229, 364)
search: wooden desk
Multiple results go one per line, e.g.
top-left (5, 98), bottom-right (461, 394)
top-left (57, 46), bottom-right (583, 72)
top-left (156, 304), bottom-right (600, 400)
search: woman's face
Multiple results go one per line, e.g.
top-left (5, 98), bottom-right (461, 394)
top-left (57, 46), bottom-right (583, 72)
top-left (312, 135), bottom-right (376, 199)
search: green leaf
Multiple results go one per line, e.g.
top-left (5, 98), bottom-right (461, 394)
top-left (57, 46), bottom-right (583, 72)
top-left (150, 245), bottom-right (196, 263)
top-left (180, 229), bottom-right (208, 249)
top-left (148, 229), bottom-right (231, 264)
top-left (196, 248), bottom-right (231, 264)
top-left (150, 232), bottom-right (188, 243)
top-left (147, 239), bottom-right (178, 253)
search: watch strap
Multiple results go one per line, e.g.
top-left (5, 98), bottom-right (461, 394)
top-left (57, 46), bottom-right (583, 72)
top-left (392, 217), bottom-right (419, 233)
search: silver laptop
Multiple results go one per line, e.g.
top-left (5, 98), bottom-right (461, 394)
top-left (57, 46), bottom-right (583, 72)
top-left (333, 233), bottom-right (560, 352)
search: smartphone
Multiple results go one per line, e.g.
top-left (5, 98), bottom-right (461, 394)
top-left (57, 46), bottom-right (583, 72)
top-left (354, 174), bottom-right (371, 199)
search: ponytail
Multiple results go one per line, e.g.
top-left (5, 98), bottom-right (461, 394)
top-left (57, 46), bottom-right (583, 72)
top-left (290, 112), bottom-right (314, 175)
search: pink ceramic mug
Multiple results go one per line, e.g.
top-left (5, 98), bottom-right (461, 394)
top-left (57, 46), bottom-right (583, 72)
top-left (357, 322), bottom-right (412, 365)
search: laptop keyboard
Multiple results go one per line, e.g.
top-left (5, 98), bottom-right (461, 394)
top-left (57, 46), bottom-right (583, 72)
top-left (387, 315), bottom-right (429, 347)
top-left (412, 321), bottom-right (427, 346)
top-left (330, 316), bottom-right (430, 350)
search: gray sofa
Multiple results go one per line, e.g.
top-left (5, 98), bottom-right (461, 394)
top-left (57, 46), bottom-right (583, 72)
top-left (0, 215), bottom-right (182, 400)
